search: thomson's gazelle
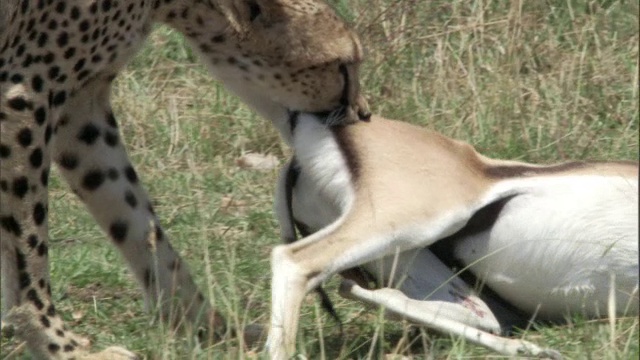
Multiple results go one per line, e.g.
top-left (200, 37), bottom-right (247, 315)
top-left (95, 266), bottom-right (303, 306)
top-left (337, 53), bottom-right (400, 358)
top-left (267, 113), bottom-right (638, 359)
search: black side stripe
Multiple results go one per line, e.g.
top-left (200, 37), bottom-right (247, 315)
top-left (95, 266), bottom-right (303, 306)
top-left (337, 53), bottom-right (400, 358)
top-left (282, 156), bottom-right (343, 329)
top-left (284, 157), bottom-right (301, 244)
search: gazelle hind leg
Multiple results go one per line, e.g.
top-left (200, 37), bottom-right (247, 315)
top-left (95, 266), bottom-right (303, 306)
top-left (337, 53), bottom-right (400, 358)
top-left (340, 281), bottom-right (562, 359)
top-left (267, 245), bottom-right (309, 360)
top-left (267, 215), bottom-right (445, 359)
top-left (360, 247), bottom-right (502, 334)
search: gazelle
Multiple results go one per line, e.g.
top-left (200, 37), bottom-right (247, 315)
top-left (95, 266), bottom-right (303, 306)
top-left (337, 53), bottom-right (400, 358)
top-left (267, 113), bottom-right (638, 359)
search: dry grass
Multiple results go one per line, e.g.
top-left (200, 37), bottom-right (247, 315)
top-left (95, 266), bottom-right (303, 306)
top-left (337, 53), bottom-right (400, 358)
top-left (2, 0), bottom-right (638, 359)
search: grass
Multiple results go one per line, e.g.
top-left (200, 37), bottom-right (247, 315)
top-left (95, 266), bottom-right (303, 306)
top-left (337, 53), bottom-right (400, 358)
top-left (2, 0), bottom-right (638, 358)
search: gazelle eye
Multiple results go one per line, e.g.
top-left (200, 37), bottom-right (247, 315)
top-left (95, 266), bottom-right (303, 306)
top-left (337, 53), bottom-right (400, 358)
top-left (248, 1), bottom-right (261, 21)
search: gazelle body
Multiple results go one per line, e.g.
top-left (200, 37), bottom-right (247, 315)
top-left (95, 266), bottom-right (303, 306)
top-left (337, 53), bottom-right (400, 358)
top-left (268, 113), bottom-right (638, 359)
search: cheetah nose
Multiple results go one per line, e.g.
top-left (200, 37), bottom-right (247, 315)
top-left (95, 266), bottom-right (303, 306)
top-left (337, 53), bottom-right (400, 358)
top-left (358, 109), bottom-right (371, 121)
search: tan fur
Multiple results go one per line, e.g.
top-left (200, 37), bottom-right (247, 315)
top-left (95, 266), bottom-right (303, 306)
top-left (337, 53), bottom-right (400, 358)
top-left (269, 114), bottom-right (637, 359)
top-left (286, 115), bottom-right (636, 268)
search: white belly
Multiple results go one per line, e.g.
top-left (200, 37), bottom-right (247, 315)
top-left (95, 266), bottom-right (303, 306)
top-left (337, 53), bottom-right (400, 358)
top-left (454, 176), bottom-right (639, 319)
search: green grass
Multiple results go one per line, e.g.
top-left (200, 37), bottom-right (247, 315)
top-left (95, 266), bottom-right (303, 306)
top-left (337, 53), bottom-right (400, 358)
top-left (2, 0), bottom-right (638, 359)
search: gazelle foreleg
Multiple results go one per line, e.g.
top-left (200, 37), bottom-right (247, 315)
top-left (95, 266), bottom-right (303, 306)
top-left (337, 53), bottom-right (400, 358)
top-left (267, 210), bottom-right (561, 359)
top-left (267, 215), bottom-right (464, 359)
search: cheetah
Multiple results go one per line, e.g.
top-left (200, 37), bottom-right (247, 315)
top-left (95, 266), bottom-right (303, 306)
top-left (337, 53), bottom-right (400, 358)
top-left (0, 0), bottom-right (371, 358)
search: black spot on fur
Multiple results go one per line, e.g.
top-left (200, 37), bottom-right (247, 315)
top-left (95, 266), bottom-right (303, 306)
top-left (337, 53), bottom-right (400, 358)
top-left (44, 124), bottom-right (53, 144)
top-left (104, 131), bottom-right (118, 146)
top-left (37, 242), bottom-right (48, 256)
top-left (82, 170), bottom-right (105, 190)
top-left (124, 166), bottom-right (138, 184)
top-left (48, 343), bottom-right (60, 353)
top-left (78, 20), bottom-right (90, 32)
top-left (73, 58), bottom-right (86, 72)
top-left (55, 1), bottom-right (66, 13)
top-left (12, 177), bottom-right (29, 198)
top-left (40, 315), bottom-right (51, 328)
top-left (37, 32), bottom-right (48, 47)
top-left (48, 66), bottom-right (60, 79)
top-left (109, 221), bottom-right (128, 243)
top-left (124, 190), bottom-right (137, 208)
top-left (41, 168), bottom-right (49, 186)
top-left (26, 288), bottom-right (44, 310)
top-left (51, 91), bottom-right (66, 107)
top-left (47, 304), bottom-right (56, 317)
top-left (19, 271), bottom-right (31, 289)
top-left (77, 123), bottom-right (101, 144)
top-left (33, 202), bottom-right (46, 225)
top-left (0, 144), bottom-right (10, 158)
top-left (56, 32), bottom-right (68, 47)
top-left (17, 128), bottom-right (32, 147)
top-left (58, 153), bottom-right (79, 170)
top-left (43, 52), bottom-right (55, 65)
top-left (29, 148), bottom-right (43, 168)
top-left (31, 75), bottom-right (44, 92)
top-left (105, 112), bottom-right (117, 127)
top-left (10, 73), bottom-right (24, 83)
top-left (28, 234), bottom-right (39, 248)
top-left (102, 0), bottom-right (112, 12)
top-left (64, 47), bottom-right (75, 59)
top-left (34, 106), bottom-right (46, 125)
top-left (16, 248), bottom-right (27, 270)
top-left (70, 6), bottom-right (80, 19)
top-left (63, 344), bottom-right (75, 352)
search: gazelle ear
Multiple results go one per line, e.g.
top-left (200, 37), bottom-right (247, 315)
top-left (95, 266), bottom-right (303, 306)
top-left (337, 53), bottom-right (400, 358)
top-left (214, 0), bottom-right (250, 37)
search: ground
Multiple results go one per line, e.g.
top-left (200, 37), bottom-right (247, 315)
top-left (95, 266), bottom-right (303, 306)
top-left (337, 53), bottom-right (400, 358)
top-left (1, 0), bottom-right (638, 359)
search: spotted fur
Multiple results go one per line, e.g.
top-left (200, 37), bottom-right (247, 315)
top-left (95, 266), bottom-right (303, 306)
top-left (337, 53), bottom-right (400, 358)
top-left (0, 0), bottom-right (369, 358)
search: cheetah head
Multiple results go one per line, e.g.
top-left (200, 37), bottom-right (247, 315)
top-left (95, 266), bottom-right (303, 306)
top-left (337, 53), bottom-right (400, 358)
top-left (162, 0), bottom-right (370, 129)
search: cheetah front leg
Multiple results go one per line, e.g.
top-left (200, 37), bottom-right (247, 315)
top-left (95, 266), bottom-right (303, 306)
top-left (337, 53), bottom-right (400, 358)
top-left (50, 79), bottom-right (227, 342)
top-left (0, 81), bottom-right (136, 359)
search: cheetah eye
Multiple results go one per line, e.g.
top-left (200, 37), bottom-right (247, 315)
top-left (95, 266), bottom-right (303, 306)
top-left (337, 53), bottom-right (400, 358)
top-left (248, 1), bottom-right (261, 21)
